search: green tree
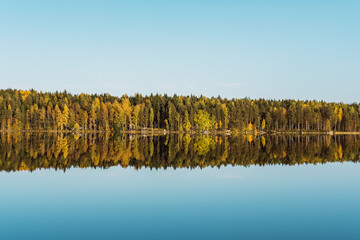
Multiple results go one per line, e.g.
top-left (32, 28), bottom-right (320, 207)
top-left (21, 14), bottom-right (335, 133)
top-left (194, 110), bottom-right (215, 132)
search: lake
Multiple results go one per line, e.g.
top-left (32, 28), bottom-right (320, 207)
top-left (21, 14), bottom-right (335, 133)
top-left (1, 133), bottom-right (360, 239)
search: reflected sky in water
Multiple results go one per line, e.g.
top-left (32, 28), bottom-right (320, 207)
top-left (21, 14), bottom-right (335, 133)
top-left (1, 163), bottom-right (360, 240)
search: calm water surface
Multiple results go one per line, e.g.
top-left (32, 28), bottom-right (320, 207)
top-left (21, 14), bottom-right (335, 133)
top-left (1, 134), bottom-right (359, 239)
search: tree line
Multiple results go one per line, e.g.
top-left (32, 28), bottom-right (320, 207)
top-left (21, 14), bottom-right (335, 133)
top-left (0, 89), bottom-right (360, 133)
top-left (0, 133), bottom-right (358, 172)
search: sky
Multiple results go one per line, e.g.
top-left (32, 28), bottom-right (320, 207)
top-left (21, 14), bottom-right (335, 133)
top-left (0, 0), bottom-right (359, 102)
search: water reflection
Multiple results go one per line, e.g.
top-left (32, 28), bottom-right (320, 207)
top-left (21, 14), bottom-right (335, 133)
top-left (1, 133), bottom-right (359, 172)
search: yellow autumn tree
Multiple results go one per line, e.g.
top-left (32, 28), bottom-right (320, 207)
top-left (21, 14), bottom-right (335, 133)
top-left (54, 104), bottom-right (62, 131)
top-left (261, 119), bottom-right (266, 130)
top-left (182, 111), bottom-right (191, 132)
top-left (120, 97), bottom-right (132, 130)
top-left (194, 110), bottom-right (215, 132)
top-left (62, 104), bottom-right (70, 130)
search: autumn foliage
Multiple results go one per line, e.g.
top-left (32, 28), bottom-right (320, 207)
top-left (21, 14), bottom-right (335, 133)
top-left (0, 89), bottom-right (359, 133)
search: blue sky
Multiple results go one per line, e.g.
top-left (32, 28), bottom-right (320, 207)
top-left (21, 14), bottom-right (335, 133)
top-left (0, 0), bottom-right (359, 102)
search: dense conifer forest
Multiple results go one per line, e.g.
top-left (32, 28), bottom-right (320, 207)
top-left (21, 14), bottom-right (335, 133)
top-left (0, 89), bottom-right (359, 133)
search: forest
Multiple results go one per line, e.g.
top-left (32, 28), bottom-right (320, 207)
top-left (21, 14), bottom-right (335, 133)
top-left (0, 133), bottom-right (358, 172)
top-left (0, 89), bottom-right (360, 133)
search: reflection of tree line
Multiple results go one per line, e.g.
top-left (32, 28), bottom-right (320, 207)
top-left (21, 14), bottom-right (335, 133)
top-left (0, 133), bottom-right (359, 172)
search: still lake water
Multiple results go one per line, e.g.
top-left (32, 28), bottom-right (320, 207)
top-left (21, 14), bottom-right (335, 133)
top-left (1, 134), bottom-right (360, 239)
